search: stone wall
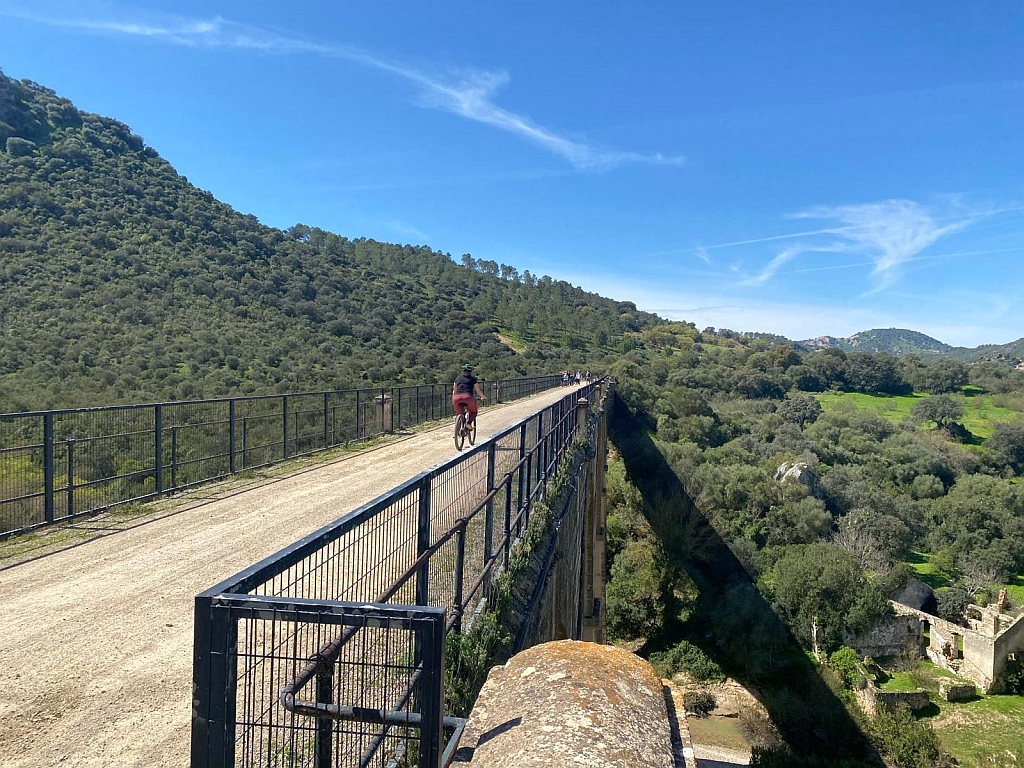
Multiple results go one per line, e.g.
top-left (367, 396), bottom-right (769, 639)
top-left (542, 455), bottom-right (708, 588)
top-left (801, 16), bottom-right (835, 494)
top-left (992, 613), bottom-right (1024, 692)
top-left (890, 602), bottom-right (1024, 693)
top-left (847, 614), bottom-right (921, 658)
top-left (873, 689), bottom-right (930, 713)
top-left (455, 641), bottom-right (684, 767)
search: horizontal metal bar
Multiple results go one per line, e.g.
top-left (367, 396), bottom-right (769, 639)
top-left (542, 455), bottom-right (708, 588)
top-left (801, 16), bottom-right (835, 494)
top-left (287, 700), bottom-right (464, 730)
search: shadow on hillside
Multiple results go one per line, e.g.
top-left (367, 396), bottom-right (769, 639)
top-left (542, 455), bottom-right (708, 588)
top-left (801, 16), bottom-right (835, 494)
top-left (610, 394), bottom-right (881, 764)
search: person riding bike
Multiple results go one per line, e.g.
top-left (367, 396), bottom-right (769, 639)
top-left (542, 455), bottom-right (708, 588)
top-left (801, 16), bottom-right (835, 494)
top-left (452, 364), bottom-right (486, 426)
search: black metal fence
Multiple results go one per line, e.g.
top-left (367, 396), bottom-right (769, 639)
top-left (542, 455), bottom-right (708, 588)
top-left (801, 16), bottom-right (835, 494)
top-left (192, 380), bottom-right (607, 768)
top-left (0, 375), bottom-right (561, 538)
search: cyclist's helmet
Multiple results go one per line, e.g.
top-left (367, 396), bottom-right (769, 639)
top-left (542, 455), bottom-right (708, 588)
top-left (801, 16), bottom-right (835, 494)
top-left (461, 364), bottom-right (473, 372)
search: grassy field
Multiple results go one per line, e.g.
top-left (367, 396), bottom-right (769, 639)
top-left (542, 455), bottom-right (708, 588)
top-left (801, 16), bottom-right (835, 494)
top-left (904, 551), bottom-right (953, 590)
top-left (814, 390), bottom-right (1023, 440)
top-left (931, 693), bottom-right (1024, 766)
top-left (873, 658), bottom-right (1024, 766)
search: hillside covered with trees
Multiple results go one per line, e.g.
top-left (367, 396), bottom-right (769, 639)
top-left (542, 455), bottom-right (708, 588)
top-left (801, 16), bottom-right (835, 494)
top-left (604, 324), bottom-right (1024, 766)
top-left (8, 67), bottom-right (1024, 766)
top-left (0, 70), bottom-right (658, 412)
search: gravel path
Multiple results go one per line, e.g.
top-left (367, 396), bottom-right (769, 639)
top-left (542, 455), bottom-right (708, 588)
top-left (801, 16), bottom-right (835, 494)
top-left (0, 388), bottom-right (577, 768)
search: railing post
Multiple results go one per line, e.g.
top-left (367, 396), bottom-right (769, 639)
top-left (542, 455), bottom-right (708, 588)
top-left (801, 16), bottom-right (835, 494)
top-left (155, 405), bottom-right (164, 495)
top-left (355, 389), bottom-right (361, 439)
top-left (241, 418), bottom-right (248, 470)
top-left (323, 393), bottom-right (329, 450)
top-left (228, 400), bottom-right (236, 476)
top-left (517, 422), bottom-right (527, 509)
top-left (416, 475), bottom-right (432, 606)
top-left (282, 395), bottom-right (289, 459)
top-left (484, 442), bottom-right (496, 594)
top-left (453, 525), bottom-right (466, 631)
top-left (376, 390), bottom-right (393, 435)
top-left (43, 412), bottom-right (54, 523)
top-left (314, 663), bottom-right (334, 768)
top-left (66, 439), bottom-right (75, 518)
top-left (576, 397), bottom-right (590, 442)
top-left (503, 476), bottom-right (512, 571)
top-left (417, 615), bottom-right (446, 768)
top-left (170, 427), bottom-right (179, 489)
top-left (191, 595), bottom-right (238, 768)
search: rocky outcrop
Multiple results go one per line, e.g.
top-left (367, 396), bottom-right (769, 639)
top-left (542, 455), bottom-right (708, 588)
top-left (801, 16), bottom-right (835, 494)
top-left (773, 461), bottom-right (818, 497)
top-left (454, 640), bottom-right (688, 767)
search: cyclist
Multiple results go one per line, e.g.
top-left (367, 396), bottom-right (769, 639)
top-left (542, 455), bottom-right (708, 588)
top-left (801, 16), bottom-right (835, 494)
top-left (452, 364), bottom-right (486, 426)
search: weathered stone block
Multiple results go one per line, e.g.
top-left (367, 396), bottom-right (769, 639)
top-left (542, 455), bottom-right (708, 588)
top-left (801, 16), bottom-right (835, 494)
top-left (873, 689), bottom-right (930, 712)
top-left (455, 640), bottom-right (677, 767)
top-left (938, 680), bottom-right (975, 702)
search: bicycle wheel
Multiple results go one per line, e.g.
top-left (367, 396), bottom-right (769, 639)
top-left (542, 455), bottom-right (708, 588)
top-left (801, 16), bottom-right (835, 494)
top-left (454, 412), bottom-right (466, 451)
top-left (467, 417), bottom-right (477, 446)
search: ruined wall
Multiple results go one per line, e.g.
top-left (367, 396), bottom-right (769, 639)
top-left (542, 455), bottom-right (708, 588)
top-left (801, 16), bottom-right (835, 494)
top-left (992, 613), bottom-right (1024, 692)
top-left (847, 614), bottom-right (921, 658)
top-left (889, 602), bottom-right (1024, 693)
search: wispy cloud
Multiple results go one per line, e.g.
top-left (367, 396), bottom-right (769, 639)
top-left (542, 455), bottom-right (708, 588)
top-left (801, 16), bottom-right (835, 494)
top-left (743, 247), bottom-right (803, 286)
top-left (791, 200), bottom-right (970, 292)
top-left (0, 3), bottom-right (683, 170)
top-left (704, 199), bottom-right (995, 292)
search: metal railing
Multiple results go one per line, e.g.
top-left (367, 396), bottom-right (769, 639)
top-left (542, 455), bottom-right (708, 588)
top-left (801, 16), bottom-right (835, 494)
top-left (191, 380), bottom-right (607, 768)
top-left (0, 375), bottom-right (561, 538)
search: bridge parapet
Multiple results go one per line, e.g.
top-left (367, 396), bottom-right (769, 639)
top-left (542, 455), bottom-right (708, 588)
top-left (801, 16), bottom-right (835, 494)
top-left (190, 380), bottom-right (613, 768)
top-left (454, 640), bottom-right (693, 768)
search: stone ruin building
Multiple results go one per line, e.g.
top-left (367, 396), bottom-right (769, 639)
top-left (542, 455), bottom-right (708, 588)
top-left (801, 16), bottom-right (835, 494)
top-left (850, 585), bottom-right (1024, 694)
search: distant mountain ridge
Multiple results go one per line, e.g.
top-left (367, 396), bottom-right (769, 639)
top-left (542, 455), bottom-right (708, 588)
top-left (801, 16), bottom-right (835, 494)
top-left (791, 328), bottom-right (1024, 364)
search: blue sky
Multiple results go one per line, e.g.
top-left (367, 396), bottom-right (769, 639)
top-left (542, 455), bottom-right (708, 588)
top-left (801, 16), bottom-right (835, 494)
top-left (1, 1), bottom-right (1022, 347)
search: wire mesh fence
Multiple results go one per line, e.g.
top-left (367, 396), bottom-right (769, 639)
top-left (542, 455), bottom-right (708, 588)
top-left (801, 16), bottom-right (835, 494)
top-left (192, 380), bottom-right (608, 768)
top-left (0, 375), bottom-right (562, 538)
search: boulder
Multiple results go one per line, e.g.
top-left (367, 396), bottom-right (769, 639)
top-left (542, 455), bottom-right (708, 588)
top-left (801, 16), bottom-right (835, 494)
top-left (773, 461), bottom-right (818, 497)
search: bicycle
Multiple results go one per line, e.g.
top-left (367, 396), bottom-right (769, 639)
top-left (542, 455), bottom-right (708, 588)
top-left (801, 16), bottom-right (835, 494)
top-left (453, 407), bottom-right (477, 451)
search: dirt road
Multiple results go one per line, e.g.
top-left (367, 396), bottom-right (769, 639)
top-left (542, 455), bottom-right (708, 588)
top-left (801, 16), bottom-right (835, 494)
top-left (0, 388), bottom-right (576, 768)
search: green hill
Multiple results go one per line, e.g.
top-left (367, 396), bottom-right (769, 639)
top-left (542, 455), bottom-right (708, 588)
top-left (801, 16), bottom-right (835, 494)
top-left (0, 70), bottom-right (658, 411)
top-left (797, 328), bottom-right (958, 357)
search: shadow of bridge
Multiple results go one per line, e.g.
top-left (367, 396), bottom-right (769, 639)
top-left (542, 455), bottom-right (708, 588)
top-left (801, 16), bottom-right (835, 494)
top-left (610, 394), bottom-right (881, 765)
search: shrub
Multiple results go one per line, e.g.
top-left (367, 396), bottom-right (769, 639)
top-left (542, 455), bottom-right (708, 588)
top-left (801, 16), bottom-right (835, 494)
top-left (1003, 656), bottom-right (1024, 695)
top-left (870, 706), bottom-right (951, 768)
top-left (750, 746), bottom-right (873, 767)
top-left (5, 136), bottom-right (35, 156)
top-left (648, 639), bottom-right (726, 682)
top-left (828, 646), bottom-right (861, 690)
top-left (682, 689), bottom-right (716, 718)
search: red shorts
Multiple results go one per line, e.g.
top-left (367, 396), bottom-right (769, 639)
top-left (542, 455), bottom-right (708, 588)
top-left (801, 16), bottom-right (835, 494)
top-left (452, 394), bottom-right (478, 420)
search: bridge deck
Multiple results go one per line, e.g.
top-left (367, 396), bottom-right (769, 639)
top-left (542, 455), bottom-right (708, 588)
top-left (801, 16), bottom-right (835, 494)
top-left (0, 387), bottom-right (578, 768)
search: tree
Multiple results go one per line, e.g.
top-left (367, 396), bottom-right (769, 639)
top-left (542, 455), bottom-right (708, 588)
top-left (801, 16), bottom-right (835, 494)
top-left (844, 352), bottom-right (910, 395)
top-left (987, 422), bottom-right (1024, 474)
top-left (760, 542), bottom-right (892, 650)
top-left (605, 537), bottom-right (670, 640)
top-left (776, 395), bottom-right (823, 428)
top-left (909, 394), bottom-right (963, 430)
top-left (904, 358), bottom-right (969, 394)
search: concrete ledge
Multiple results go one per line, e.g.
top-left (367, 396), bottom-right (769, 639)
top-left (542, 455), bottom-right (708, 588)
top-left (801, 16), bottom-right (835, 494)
top-left (454, 640), bottom-right (679, 767)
